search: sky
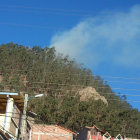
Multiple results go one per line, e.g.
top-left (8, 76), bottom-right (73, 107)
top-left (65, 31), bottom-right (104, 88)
top-left (0, 0), bottom-right (140, 110)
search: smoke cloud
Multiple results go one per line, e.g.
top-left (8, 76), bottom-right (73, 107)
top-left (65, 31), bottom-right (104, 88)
top-left (50, 5), bottom-right (140, 69)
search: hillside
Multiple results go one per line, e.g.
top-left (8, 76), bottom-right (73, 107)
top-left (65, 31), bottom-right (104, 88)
top-left (0, 43), bottom-right (140, 137)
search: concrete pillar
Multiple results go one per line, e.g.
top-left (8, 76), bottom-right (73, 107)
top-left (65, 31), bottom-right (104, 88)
top-left (4, 97), bottom-right (14, 131)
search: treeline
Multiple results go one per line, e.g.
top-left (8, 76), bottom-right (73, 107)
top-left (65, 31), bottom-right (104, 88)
top-left (0, 43), bottom-right (140, 137)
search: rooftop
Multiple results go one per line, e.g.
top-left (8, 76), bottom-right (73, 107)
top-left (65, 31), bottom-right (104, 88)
top-left (0, 94), bottom-right (24, 111)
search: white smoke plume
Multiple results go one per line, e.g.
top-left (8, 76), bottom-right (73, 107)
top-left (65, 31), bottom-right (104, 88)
top-left (50, 5), bottom-right (140, 69)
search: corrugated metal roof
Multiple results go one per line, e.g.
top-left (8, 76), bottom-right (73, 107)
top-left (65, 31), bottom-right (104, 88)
top-left (33, 124), bottom-right (77, 136)
top-left (0, 94), bottom-right (24, 111)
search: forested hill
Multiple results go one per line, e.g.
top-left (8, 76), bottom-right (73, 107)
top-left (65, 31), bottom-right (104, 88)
top-left (0, 43), bottom-right (140, 137)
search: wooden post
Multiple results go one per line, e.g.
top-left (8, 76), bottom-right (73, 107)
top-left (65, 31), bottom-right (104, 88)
top-left (21, 94), bottom-right (28, 140)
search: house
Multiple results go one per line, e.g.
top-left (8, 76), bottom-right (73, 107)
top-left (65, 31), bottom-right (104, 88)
top-left (0, 92), bottom-right (36, 140)
top-left (103, 132), bottom-right (111, 140)
top-left (32, 124), bottom-right (77, 140)
top-left (77, 125), bottom-right (105, 140)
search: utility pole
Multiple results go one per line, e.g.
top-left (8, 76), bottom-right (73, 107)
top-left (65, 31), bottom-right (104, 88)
top-left (20, 93), bottom-right (43, 139)
top-left (21, 94), bottom-right (28, 140)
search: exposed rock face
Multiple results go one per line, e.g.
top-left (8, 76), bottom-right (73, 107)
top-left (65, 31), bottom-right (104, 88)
top-left (78, 87), bottom-right (108, 105)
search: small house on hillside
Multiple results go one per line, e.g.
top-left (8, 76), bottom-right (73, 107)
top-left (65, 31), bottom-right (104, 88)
top-left (113, 134), bottom-right (123, 140)
top-left (103, 132), bottom-right (111, 140)
top-left (77, 125), bottom-right (105, 140)
top-left (32, 124), bottom-right (77, 140)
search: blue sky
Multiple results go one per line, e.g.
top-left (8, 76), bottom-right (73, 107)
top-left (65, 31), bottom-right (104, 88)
top-left (0, 0), bottom-right (140, 110)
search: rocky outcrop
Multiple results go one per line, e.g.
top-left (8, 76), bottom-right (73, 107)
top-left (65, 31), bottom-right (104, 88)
top-left (78, 87), bottom-right (108, 104)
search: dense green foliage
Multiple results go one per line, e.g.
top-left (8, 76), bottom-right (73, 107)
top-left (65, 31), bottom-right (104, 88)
top-left (0, 43), bottom-right (140, 137)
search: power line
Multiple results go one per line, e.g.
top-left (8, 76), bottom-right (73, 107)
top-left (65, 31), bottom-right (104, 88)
top-left (0, 5), bottom-right (140, 18)
top-left (98, 87), bottom-right (140, 91)
top-left (1, 68), bottom-right (140, 81)
top-left (2, 77), bottom-right (140, 85)
top-left (0, 5), bottom-right (121, 15)
top-left (101, 75), bottom-right (140, 81)
top-left (49, 95), bottom-right (140, 103)
top-left (0, 8), bottom-right (93, 17)
top-left (2, 84), bottom-right (140, 92)
top-left (3, 88), bottom-right (140, 97)
top-left (48, 95), bottom-right (140, 103)
top-left (0, 22), bottom-right (67, 30)
top-left (98, 93), bottom-right (140, 97)
top-left (108, 99), bottom-right (140, 103)
top-left (106, 80), bottom-right (140, 85)
top-left (0, 105), bottom-right (137, 123)
top-left (1, 69), bottom-right (140, 97)
top-left (1, 89), bottom-right (140, 102)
